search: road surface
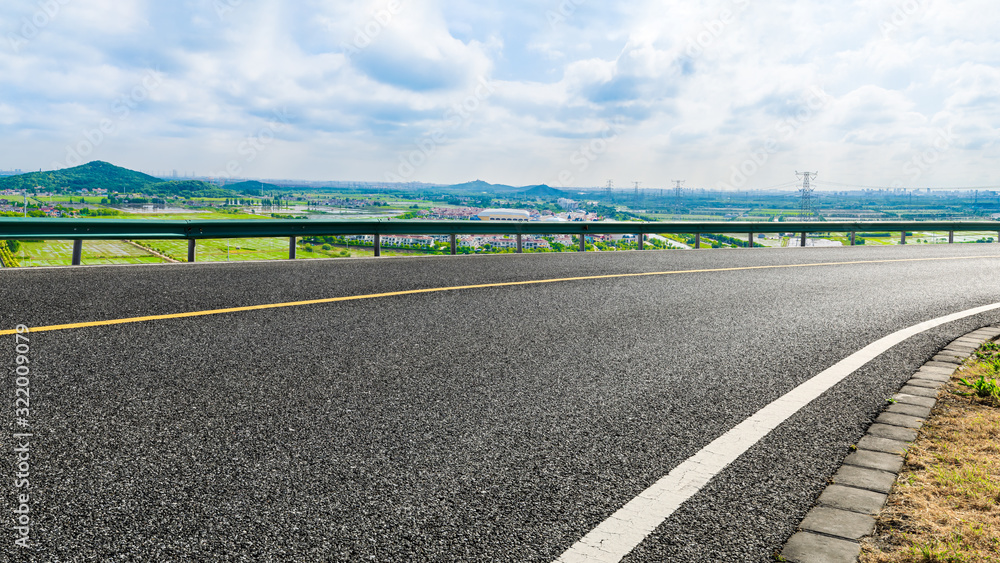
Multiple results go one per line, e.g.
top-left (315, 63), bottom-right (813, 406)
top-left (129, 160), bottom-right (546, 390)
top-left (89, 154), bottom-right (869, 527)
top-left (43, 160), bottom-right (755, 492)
top-left (3, 244), bottom-right (1000, 562)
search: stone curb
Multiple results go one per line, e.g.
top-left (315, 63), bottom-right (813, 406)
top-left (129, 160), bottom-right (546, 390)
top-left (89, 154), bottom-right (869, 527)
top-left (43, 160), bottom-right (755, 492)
top-left (781, 325), bottom-right (1000, 563)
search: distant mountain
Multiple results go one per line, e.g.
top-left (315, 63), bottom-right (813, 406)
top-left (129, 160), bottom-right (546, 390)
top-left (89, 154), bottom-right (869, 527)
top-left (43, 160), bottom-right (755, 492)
top-left (517, 184), bottom-right (569, 199)
top-left (0, 161), bottom-right (238, 197)
top-left (446, 179), bottom-right (518, 192)
top-left (0, 164), bottom-right (571, 200)
top-left (445, 180), bottom-right (571, 199)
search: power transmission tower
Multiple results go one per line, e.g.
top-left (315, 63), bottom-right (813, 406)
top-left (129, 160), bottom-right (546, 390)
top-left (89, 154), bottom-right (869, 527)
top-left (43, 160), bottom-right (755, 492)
top-left (633, 181), bottom-right (641, 204)
top-left (605, 180), bottom-right (614, 203)
top-left (672, 180), bottom-right (684, 210)
top-left (796, 171), bottom-right (818, 219)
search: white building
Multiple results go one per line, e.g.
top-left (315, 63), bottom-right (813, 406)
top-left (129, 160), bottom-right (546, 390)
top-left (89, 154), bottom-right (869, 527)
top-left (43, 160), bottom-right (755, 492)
top-left (477, 208), bottom-right (531, 221)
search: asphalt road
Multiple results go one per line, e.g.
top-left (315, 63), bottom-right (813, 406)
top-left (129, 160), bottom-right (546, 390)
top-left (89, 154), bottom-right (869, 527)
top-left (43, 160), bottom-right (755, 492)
top-left (3, 244), bottom-right (1000, 562)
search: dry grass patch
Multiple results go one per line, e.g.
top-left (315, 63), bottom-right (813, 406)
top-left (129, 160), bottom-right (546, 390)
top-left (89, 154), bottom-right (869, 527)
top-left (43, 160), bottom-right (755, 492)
top-left (860, 343), bottom-right (1000, 563)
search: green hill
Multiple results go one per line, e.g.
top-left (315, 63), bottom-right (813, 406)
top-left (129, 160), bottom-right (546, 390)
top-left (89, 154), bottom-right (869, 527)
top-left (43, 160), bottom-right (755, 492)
top-left (0, 161), bottom-right (238, 197)
top-left (517, 184), bottom-right (569, 199)
top-left (0, 161), bottom-right (162, 193)
top-left (146, 180), bottom-right (236, 198)
top-left (446, 180), bottom-right (518, 193)
top-left (445, 180), bottom-right (570, 199)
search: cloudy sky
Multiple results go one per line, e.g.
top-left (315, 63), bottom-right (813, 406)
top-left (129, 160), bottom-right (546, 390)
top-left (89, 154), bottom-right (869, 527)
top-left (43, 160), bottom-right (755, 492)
top-left (2, 0), bottom-right (998, 190)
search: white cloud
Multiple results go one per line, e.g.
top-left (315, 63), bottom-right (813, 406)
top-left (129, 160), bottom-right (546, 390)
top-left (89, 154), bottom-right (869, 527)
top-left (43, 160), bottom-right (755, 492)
top-left (0, 0), bottom-right (999, 187)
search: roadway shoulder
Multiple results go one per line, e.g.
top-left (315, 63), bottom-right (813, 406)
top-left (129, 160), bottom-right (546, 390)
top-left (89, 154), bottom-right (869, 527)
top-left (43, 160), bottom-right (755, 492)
top-left (781, 324), bottom-right (1000, 563)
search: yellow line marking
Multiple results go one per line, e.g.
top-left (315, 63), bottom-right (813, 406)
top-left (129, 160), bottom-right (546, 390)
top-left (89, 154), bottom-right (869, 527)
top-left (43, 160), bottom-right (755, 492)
top-left (3, 254), bottom-right (1000, 336)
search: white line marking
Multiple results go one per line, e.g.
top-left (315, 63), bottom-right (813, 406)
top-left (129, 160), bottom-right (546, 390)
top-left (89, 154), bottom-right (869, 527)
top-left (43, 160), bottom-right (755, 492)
top-left (555, 302), bottom-right (1000, 563)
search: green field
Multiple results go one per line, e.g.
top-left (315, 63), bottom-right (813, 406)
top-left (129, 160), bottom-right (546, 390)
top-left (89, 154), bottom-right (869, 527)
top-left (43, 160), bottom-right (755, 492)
top-left (133, 238), bottom-right (429, 262)
top-left (644, 213), bottom-right (722, 221)
top-left (8, 238), bottom-right (432, 267)
top-left (747, 209), bottom-right (797, 215)
top-left (17, 240), bottom-right (167, 267)
top-left (33, 195), bottom-right (106, 204)
top-left (136, 238), bottom-right (296, 262)
top-left (126, 211), bottom-right (270, 220)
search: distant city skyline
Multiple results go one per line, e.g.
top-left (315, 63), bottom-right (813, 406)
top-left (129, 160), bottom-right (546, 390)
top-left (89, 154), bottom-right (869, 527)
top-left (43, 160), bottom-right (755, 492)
top-left (2, 1), bottom-right (999, 190)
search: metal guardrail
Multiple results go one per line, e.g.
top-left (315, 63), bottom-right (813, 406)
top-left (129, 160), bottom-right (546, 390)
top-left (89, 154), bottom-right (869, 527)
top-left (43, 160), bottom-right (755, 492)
top-left (1, 218), bottom-right (998, 265)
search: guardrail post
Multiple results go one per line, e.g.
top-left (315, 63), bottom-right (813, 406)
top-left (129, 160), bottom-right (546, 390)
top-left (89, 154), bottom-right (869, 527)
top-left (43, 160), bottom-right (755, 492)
top-left (288, 237), bottom-right (297, 260)
top-left (800, 232), bottom-right (807, 247)
top-left (450, 234), bottom-right (457, 255)
top-left (949, 231), bottom-right (954, 244)
top-left (748, 231), bottom-right (754, 248)
top-left (900, 231), bottom-right (907, 245)
top-left (187, 239), bottom-right (196, 262)
top-left (516, 233), bottom-right (523, 253)
top-left (71, 239), bottom-right (82, 266)
top-left (850, 232), bottom-right (856, 246)
top-left (579, 234), bottom-right (586, 252)
top-left (695, 234), bottom-right (701, 249)
top-left (373, 234), bottom-right (381, 257)
top-left (638, 234), bottom-right (644, 250)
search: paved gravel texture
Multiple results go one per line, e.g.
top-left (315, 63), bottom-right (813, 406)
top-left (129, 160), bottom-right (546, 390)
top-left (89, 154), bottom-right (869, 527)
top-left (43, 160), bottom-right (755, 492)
top-left (3, 245), bottom-right (1000, 562)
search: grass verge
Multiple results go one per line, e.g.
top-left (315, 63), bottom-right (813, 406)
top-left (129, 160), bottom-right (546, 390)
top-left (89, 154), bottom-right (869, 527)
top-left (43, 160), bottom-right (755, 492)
top-left (134, 239), bottom-right (432, 262)
top-left (860, 340), bottom-right (1000, 563)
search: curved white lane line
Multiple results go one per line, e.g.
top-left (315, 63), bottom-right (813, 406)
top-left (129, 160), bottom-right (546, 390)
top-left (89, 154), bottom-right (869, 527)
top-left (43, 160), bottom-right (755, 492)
top-left (556, 302), bottom-right (1000, 563)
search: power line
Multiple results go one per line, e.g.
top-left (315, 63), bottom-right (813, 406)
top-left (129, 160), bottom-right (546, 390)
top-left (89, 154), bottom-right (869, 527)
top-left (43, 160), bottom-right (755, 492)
top-left (812, 180), bottom-right (1000, 191)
